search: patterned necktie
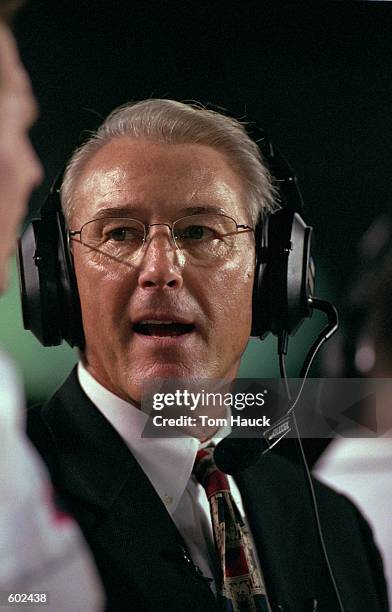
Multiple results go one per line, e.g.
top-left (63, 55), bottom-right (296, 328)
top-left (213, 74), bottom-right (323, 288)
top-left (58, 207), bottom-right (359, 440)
top-left (193, 446), bottom-right (270, 612)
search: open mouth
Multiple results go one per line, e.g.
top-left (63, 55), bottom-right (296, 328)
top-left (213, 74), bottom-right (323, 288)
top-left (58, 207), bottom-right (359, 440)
top-left (133, 321), bottom-right (195, 337)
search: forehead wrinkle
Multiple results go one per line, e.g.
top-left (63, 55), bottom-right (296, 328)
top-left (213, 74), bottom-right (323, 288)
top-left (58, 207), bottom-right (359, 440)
top-left (69, 188), bottom-right (139, 226)
top-left (183, 148), bottom-right (247, 208)
top-left (182, 166), bottom-right (242, 209)
top-left (79, 167), bottom-right (129, 197)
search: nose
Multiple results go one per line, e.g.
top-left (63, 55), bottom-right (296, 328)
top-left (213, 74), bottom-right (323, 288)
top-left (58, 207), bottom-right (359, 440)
top-left (137, 225), bottom-right (184, 290)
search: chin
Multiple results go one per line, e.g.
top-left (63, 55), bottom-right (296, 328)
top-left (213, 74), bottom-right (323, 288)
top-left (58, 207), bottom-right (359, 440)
top-left (128, 363), bottom-right (197, 398)
top-left (141, 362), bottom-right (196, 381)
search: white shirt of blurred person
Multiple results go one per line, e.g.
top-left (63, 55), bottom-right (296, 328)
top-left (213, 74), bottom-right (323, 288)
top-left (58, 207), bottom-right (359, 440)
top-left (315, 278), bottom-right (392, 604)
top-left (314, 436), bottom-right (392, 604)
top-left (313, 369), bottom-right (392, 601)
top-left (0, 12), bottom-right (103, 611)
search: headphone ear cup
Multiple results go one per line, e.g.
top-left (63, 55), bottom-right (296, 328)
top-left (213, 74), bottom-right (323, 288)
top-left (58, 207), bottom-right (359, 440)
top-left (17, 210), bottom-right (84, 348)
top-left (18, 217), bottom-right (64, 346)
top-left (251, 208), bottom-right (314, 339)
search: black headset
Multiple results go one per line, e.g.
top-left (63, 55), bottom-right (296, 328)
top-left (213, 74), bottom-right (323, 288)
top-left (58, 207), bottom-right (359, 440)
top-left (18, 174), bottom-right (84, 348)
top-left (17, 127), bottom-right (315, 350)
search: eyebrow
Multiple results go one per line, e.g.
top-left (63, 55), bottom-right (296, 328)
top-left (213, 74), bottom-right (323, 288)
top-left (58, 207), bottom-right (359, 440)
top-left (90, 204), bottom-right (228, 220)
top-left (92, 206), bottom-right (143, 219)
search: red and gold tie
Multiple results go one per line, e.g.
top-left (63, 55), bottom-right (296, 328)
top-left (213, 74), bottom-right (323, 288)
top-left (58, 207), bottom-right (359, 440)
top-left (193, 446), bottom-right (270, 612)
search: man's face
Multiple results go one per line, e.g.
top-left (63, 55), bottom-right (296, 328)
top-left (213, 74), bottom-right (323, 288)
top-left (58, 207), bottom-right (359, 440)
top-left (0, 21), bottom-right (42, 294)
top-left (71, 137), bottom-right (255, 403)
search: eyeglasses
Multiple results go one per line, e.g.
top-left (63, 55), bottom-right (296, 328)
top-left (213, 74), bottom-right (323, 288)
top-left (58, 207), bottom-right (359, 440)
top-left (68, 212), bottom-right (254, 264)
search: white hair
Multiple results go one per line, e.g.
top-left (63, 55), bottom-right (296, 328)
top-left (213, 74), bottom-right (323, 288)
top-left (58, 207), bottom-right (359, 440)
top-left (61, 99), bottom-right (278, 225)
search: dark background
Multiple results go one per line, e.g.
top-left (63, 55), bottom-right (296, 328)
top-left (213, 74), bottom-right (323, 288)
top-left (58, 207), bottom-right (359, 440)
top-left (4, 0), bottom-right (392, 402)
top-left (15, 0), bottom-right (392, 278)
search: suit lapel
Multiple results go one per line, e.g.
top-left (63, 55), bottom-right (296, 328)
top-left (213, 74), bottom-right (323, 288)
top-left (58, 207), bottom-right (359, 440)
top-left (41, 369), bottom-right (218, 611)
top-left (235, 451), bottom-right (338, 611)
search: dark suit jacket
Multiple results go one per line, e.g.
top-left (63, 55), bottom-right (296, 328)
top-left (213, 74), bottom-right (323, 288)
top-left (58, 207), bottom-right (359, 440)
top-left (27, 368), bottom-right (388, 612)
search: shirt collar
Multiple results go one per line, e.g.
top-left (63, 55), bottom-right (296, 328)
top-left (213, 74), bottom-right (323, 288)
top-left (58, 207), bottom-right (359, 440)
top-left (77, 362), bottom-right (200, 513)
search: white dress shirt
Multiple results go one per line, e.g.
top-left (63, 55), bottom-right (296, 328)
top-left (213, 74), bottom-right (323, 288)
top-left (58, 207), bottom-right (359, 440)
top-left (78, 362), bottom-right (264, 594)
top-left (314, 436), bottom-right (392, 604)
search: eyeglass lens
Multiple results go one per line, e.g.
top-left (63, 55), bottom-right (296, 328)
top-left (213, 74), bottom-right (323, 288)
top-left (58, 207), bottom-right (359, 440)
top-left (79, 213), bottom-right (240, 262)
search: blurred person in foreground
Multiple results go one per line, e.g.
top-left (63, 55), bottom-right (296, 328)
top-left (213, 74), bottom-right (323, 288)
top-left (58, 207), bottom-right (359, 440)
top-left (314, 214), bottom-right (392, 604)
top-left (0, 3), bottom-right (103, 609)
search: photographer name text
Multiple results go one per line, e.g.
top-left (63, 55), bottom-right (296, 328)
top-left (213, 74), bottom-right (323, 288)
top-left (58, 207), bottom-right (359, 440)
top-left (152, 415), bottom-right (271, 428)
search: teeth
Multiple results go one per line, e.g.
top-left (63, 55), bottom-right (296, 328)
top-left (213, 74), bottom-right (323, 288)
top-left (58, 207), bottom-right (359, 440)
top-left (139, 320), bottom-right (175, 325)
